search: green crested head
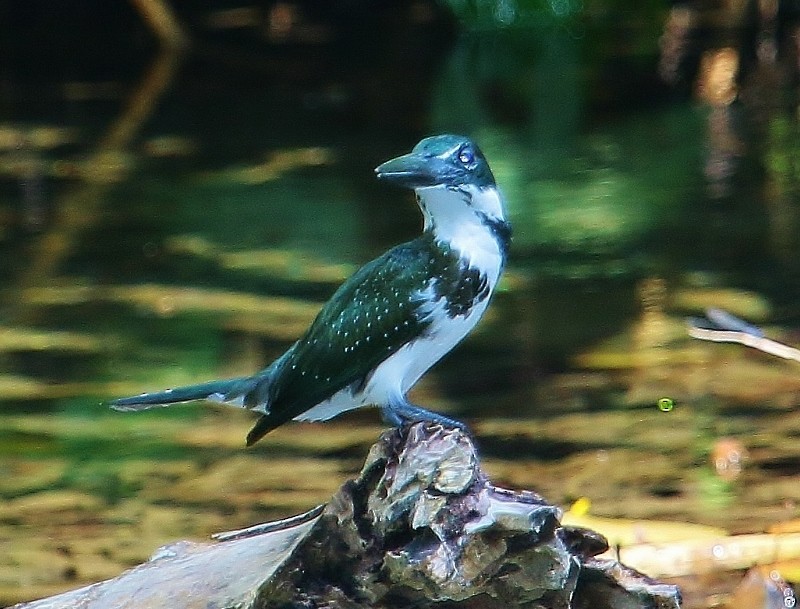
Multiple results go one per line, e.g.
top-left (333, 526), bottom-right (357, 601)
top-left (375, 134), bottom-right (496, 189)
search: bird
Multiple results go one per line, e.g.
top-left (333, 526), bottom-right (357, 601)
top-left (110, 134), bottom-right (511, 446)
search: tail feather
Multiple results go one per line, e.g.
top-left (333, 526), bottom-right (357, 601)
top-left (245, 412), bottom-right (292, 446)
top-left (110, 377), bottom-right (257, 412)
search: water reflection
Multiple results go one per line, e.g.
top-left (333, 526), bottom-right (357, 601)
top-left (5, 49), bottom-right (184, 315)
top-left (1, 2), bottom-right (800, 606)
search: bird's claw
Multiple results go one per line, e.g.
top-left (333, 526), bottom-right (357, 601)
top-left (381, 402), bottom-right (468, 432)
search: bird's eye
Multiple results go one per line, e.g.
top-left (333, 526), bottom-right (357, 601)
top-left (458, 147), bottom-right (475, 166)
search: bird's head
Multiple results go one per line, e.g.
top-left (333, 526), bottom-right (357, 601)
top-left (375, 135), bottom-right (508, 255)
top-left (375, 134), bottom-right (495, 190)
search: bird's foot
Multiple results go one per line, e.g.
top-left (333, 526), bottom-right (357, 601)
top-left (381, 401), bottom-right (467, 432)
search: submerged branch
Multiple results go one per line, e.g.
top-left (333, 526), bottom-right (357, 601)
top-left (688, 307), bottom-right (800, 363)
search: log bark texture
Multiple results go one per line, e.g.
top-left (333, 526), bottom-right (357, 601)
top-left (11, 423), bottom-right (681, 609)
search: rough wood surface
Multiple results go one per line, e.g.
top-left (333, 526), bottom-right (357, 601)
top-left (11, 423), bottom-right (681, 609)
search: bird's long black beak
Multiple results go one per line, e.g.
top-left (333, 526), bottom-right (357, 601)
top-left (375, 152), bottom-right (445, 188)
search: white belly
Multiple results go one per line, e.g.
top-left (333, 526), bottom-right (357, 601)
top-left (295, 276), bottom-right (498, 423)
top-left (294, 299), bottom-right (489, 422)
top-left (364, 292), bottom-right (492, 401)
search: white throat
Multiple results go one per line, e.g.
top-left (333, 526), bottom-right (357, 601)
top-left (416, 184), bottom-right (507, 278)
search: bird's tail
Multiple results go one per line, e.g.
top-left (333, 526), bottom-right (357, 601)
top-left (245, 411), bottom-right (290, 446)
top-left (109, 376), bottom-right (259, 412)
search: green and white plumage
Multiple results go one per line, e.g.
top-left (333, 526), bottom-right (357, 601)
top-left (111, 135), bottom-right (510, 445)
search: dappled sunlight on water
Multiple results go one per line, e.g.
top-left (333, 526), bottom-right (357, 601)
top-left (2, 1), bottom-right (800, 606)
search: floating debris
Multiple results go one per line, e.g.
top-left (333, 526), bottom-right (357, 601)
top-left (618, 532), bottom-right (800, 578)
top-left (688, 308), bottom-right (800, 363)
top-left (562, 500), bottom-right (727, 549)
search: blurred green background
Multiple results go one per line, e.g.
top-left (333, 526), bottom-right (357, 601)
top-left (2, 0), bottom-right (800, 606)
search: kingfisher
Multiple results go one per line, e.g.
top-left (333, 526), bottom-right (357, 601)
top-left (111, 134), bottom-right (511, 446)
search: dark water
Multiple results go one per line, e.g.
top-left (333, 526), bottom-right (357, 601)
top-left (2, 1), bottom-right (800, 606)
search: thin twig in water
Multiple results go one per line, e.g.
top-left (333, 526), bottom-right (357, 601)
top-left (687, 308), bottom-right (800, 363)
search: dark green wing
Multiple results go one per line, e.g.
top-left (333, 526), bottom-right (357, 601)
top-left (245, 237), bottom-right (438, 444)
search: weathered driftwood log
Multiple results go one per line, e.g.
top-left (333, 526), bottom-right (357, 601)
top-left (11, 423), bottom-right (681, 609)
